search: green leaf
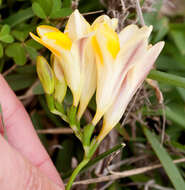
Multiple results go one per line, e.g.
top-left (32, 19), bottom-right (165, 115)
top-left (49, 0), bottom-right (62, 18)
top-left (165, 106), bottom-right (185, 129)
top-left (0, 34), bottom-right (14, 43)
top-left (154, 17), bottom-right (169, 43)
top-left (32, 82), bottom-right (44, 95)
top-left (0, 43), bottom-right (3, 58)
top-left (50, 7), bottom-right (72, 18)
top-left (148, 70), bottom-right (185, 89)
top-left (1, 8), bottom-right (34, 27)
top-left (5, 43), bottom-right (26, 65)
top-left (31, 112), bottom-right (48, 148)
top-left (0, 25), bottom-right (10, 35)
top-left (143, 126), bottom-right (185, 190)
top-left (62, 0), bottom-right (72, 7)
top-left (0, 25), bottom-right (14, 43)
top-left (12, 30), bottom-right (29, 42)
top-left (25, 39), bottom-right (43, 50)
top-left (177, 87), bottom-right (185, 102)
top-left (5, 74), bottom-right (36, 91)
top-left (170, 30), bottom-right (185, 55)
top-left (24, 44), bottom-right (38, 60)
top-left (32, 2), bottom-right (47, 19)
top-left (56, 139), bottom-right (74, 173)
top-left (36, 0), bottom-right (52, 16)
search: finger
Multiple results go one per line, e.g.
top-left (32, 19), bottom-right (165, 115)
top-left (0, 135), bottom-right (64, 190)
top-left (0, 75), bottom-right (63, 187)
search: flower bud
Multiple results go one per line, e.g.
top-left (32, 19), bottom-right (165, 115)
top-left (51, 55), bottom-right (67, 104)
top-left (36, 56), bottom-right (54, 94)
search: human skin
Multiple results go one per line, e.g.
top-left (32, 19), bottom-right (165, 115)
top-left (0, 74), bottom-right (65, 190)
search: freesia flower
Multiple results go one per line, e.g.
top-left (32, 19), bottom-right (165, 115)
top-left (30, 9), bottom-right (119, 118)
top-left (92, 23), bottom-right (155, 125)
top-left (96, 34), bottom-right (164, 142)
top-left (30, 10), bottom-right (90, 106)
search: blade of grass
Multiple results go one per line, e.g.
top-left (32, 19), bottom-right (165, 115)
top-left (62, 143), bottom-right (125, 179)
top-left (143, 126), bottom-right (185, 190)
top-left (148, 70), bottom-right (185, 89)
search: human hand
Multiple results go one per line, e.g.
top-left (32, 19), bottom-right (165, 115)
top-left (0, 75), bottom-right (65, 190)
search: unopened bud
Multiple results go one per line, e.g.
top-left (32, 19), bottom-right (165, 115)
top-left (36, 56), bottom-right (54, 94)
top-left (52, 55), bottom-right (67, 103)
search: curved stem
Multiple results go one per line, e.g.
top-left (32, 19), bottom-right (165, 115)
top-left (66, 158), bottom-right (89, 190)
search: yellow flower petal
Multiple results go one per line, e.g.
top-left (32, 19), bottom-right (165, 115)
top-left (91, 36), bottom-right (103, 65)
top-left (37, 25), bottom-right (60, 37)
top-left (102, 23), bottom-right (120, 59)
top-left (30, 32), bottom-right (61, 56)
top-left (44, 32), bottom-right (72, 50)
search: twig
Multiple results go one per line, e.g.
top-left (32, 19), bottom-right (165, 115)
top-left (37, 128), bottom-right (73, 134)
top-left (103, 155), bottom-right (148, 175)
top-left (135, 0), bottom-right (145, 26)
top-left (99, 181), bottom-right (114, 190)
top-left (2, 64), bottom-right (16, 76)
top-left (18, 80), bottom-right (40, 100)
top-left (82, 10), bottom-right (104, 16)
top-left (72, 158), bottom-right (185, 185)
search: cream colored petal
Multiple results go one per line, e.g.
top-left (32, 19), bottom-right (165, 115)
top-left (92, 15), bottom-right (118, 30)
top-left (37, 25), bottom-right (60, 37)
top-left (103, 41), bottom-right (164, 131)
top-left (57, 37), bottom-right (88, 106)
top-left (119, 24), bottom-right (139, 47)
top-left (64, 9), bottom-right (91, 41)
top-left (119, 25), bottom-right (153, 48)
top-left (97, 41), bottom-right (164, 142)
top-left (77, 41), bottom-right (97, 119)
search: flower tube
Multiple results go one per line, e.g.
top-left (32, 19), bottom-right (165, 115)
top-left (97, 41), bottom-right (164, 142)
top-left (92, 23), bottom-right (154, 125)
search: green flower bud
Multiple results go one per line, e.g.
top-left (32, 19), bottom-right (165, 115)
top-left (36, 56), bottom-right (54, 94)
top-left (52, 55), bottom-right (67, 103)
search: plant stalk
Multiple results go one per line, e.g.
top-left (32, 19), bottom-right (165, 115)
top-left (66, 158), bottom-right (89, 190)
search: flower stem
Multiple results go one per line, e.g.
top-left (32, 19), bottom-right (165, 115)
top-left (66, 158), bottom-right (89, 190)
top-left (66, 139), bottom-right (100, 189)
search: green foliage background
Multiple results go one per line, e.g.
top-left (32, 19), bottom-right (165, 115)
top-left (0, 0), bottom-right (185, 189)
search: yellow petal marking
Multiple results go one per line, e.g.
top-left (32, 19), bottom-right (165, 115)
top-left (91, 36), bottom-right (103, 65)
top-left (101, 23), bottom-right (120, 59)
top-left (44, 32), bottom-right (72, 50)
top-left (30, 32), bottom-right (60, 56)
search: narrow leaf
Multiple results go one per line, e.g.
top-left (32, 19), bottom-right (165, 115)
top-left (148, 70), bottom-right (185, 89)
top-left (143, 126), bottom-right (185, 190)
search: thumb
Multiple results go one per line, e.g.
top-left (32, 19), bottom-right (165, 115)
top-left (0, 135), bottom-right (63, 190)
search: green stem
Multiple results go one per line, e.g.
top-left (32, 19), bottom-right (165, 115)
top-left (68, 106), bottom-right (82, 141)
top-left (66, 158), bottom-right (89, 190)
top-left (46, 94), bottom-right (69, 123)
top-left (66, 139), bottom-right (100, 190)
